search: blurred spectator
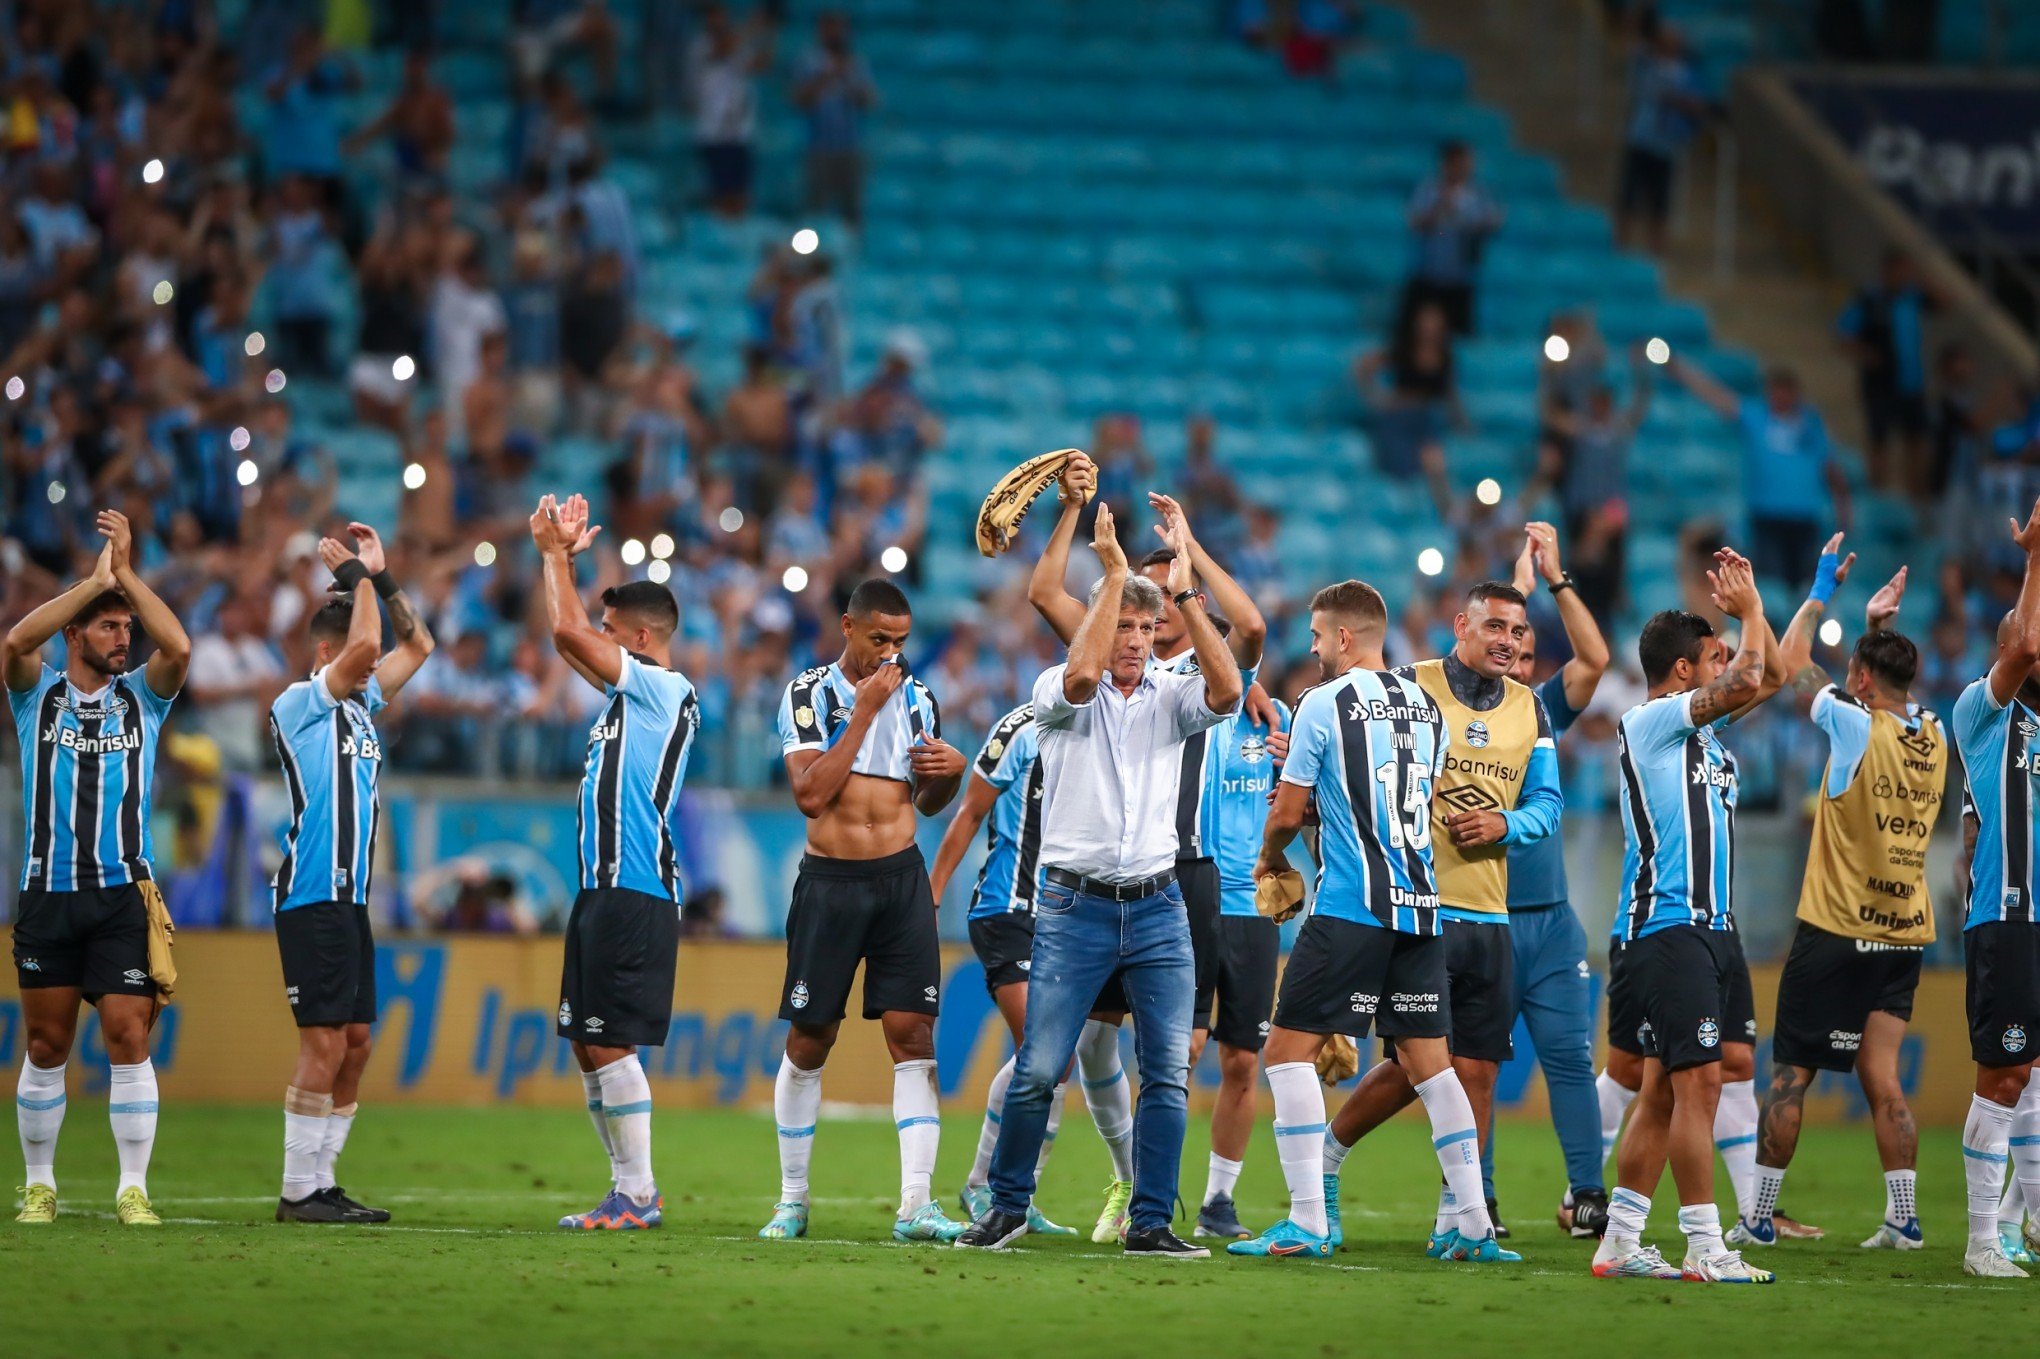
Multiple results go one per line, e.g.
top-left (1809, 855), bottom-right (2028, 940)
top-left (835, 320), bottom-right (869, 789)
top-left (1234, 0), bottom-right (1368, 77)
top-left (686, 4), bottom-right (774, 219)
top-left (348, 215), bottom-right (431, 430)
top-left (1835, 250), bottom-right (1939, 495)
top-left (724, 344), bottom-right (794, 503)
top-left (430, 241), bottom-right (507, 440)
top-left (1539, 348), bottom-right (1650, 618)
top-left (681, 886), bottom-right (735, 940)
top-left (185, 593), bottom-right (287, 772)
top-left (261, 28), bottom-right (359, 204)
top-left (265, 175), bottom-right (341, 376)
top-left (1929, 341), bottom-right (1986, 539)
top-left (826, 330), bottom-right (939, 484)
top-left (503, 232), bottom-right (563, 436)
top-left (347, 48), bottom-right (457, 185)
top-left (415, 859), bottom-right (541, 934)
top-left (1666, 355), bottom-right (1850, 589)
top-left (511, 0), bottom-right (621, 100)
top-left (1615, 22), bottom-right (1707, 255)
top-left (793, 10), bottom-right (879, 227)
top-left (1354, 300), bottom-right (1460, 511)
top-left (1399, 139), bottom-right (1501, 337)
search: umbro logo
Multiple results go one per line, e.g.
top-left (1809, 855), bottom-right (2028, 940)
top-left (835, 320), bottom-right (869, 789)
top-left (924, 986), bottom-right (938, 1002)
top-left (1894, 730), bottom-right (1936, 759)
top-left (584, 1016), bottom-right (605, 1034)
top-left (1437, 785), bottom-right (1501, 814)
top-left (122, 969), bottom-right (147, 985)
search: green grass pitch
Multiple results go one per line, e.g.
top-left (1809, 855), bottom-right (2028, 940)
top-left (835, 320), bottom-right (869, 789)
top-left (2, 1104), bottom-right (2035, 1356)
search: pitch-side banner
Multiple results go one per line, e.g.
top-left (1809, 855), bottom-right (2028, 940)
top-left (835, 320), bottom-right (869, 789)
top-left (1793, 73), bottom-right (2040, 247)
top-left (0, 932), bottom-right (1984, 1125)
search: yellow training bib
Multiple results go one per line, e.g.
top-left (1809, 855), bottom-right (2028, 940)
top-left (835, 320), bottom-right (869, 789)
top-left (1797, 690), bottom-right (1945, 945)
top-left (1411, 659), bottom-right (1543, 914)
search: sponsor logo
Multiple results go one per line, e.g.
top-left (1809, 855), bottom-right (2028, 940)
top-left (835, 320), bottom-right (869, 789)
top-left (790, 981), bottom-right (810, 1010)
top-left (1443, 754), bottom-right (1521, 782)
top-left (1744, 1018), bottom-right (1757, 1038)
top-left (1828, 1029), bottom-right (1863, 1052)
top-left (588, 719), bottom-right (621, 743)
top-left (2006, 1025), bottom-right (2029, 1055)
top-left (339, 733), bottom-right (384, 761)
top-left (1697, 1018), bottom-right (1720, 1048)
top-left (1865, 876), bottom-right (1917, 899)
top-left (1577, 960), bottom-right (1592, 979)
top-left (1689, 764), bottom-right (1737, 791)
top-left (1239, 734), bottom-right (1268, 766)
top-left (557, 1000), bottom-right (571, 1027)
top-left (584, 1016), bottom-right (604, 1034)
top-left (923, 985), bottom-right (938, 1002)
top-left (123, 968), bottom-right (147, 985)
top-left (1348, 992), bottom-right (1379, 1014)
top-left (1464, 720), bottom-right (1491, 749)
top-left (830, 706), bottom-right (857, 727)
top-left (1221, 773), bottom-right (1273, 796)
top-left (1438, 784), bottom-right (1502, 814)
top-left (1389, 991), bottom-right (1442, 1013)
top-left (1894, 730), bottom-right (1938, 760)
top-left (1257, 1019), bottom-right (1270, 1036)
top-left (1871, 773), bottom-right (1941, 806)
top-left (1873, 813), bottom-right (1933, 839)
top-left (286, 984), bottom-right (299, 1005)
top-left (1853, 938), bottom-right (1925, 954)
top-left (1347, 698), bottom-right (1434, 725)
top-left (2020, 719), bottom-right (2039, 741)
top-left (1385, 885), bottom-right (1439, 911)
top-left (41, 725), bottom-right (142, 754)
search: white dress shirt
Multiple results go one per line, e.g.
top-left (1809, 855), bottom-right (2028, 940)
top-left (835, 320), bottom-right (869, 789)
top-left (1031, 661), bottom-right (1235, 883)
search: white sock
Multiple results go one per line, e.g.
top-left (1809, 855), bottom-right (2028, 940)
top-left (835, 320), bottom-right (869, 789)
top-left (1889, 1169), bottom-right (1919, 1226)
top-left (893, 1059), bottom-right (940, 1217)
top-left (1597, 1070), bottom-right (1636, 1164)
top-left (1322, 1127), bottom-right (1352, 1176)
top-left (317, 1102), bottom-right (356, 1192)
top-left (1678, 1201), bottom-right (1725, 1259)
top-left (107, 1060), bottom-right (159, 1197)
top-left (1267, 1061), bottom-right (1328, 1237)
top-left (1414, 1068), bottom-right (1492, 1240)
top-left (774, 1055), bottom-right (823, 1205)
top-left (1204, 1152), bottom-right (1242, 1207)
top-left (582, 1070), bottom-right (618, 1185)
top-left (1998, 1174), bottom-right (2024, 1230)
top-left (1714, 1078), bottom-right (1759, 1222)
top-left (1600, 1187), bottom-right (1651, 1255)
top-left (970, 1057), bottom-right (1013, 1189)
top-left (1077, 1020), bottom-right (1135, 1182)
top-left (1036, 1081), bottom-right (1068, 1182)
top-left (596, 1054), bottom-right (655, 1205)
top-left (1753, 1165), bottom-right (1784, 1226)
top-left (15, 1058), bottom-right (65, 1191)
top-left (2012, 1081), bottom-right (2040, 1237)
top-left (1964, 1093), bottom-right (2015, 1252)
top-left (1435, 1181), bottom-right (1458, 1236)
top-left (282, 1085), bottom-right (332, 1202)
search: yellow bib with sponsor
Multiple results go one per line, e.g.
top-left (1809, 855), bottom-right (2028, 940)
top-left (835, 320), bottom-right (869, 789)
top-left (1412, 659), bottom-right (1538, 914)
top-left (1798, 701), bottom-right (1945, 944)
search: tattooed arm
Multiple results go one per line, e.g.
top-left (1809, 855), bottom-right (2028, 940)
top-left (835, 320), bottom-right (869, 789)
top-left (346, 523), bottom-right (436, 699)
top-left (1687, 550), bottom-right (1769, 727)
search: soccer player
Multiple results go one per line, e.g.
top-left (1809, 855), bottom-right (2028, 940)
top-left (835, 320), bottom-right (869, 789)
top-left (1027, 462), bottom-right (1274, 1242)
top-left (8, 509), bottom-right (189, 1226)
top-left (1948, 497), bottom-right (2040, 1278)
top-left (927, 699), bottom-right (1078, 1237)
top-left (534, 494), bottom-right (703, 1231)
top-left (762, 577), bottom-right (969, 1244)
top-left (1590, 549), bottom-right (1785, 1284)
top-left (1742, 535), bottom-right (1937, 1251)
top-left (1231, 580), bottom-right (1514, 1263)
top-left (1320, 577), bottom-right (1561, 1247)
top-left (1494, 522), bottom-right (1613, 1238)
top-left (270, 523), bottom-right (435, 1223)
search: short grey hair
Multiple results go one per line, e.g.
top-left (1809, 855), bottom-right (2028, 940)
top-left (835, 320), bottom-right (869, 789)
top-left (1089, 573), bottom-right (1166, 616)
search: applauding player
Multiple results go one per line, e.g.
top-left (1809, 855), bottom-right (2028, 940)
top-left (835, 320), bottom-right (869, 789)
top-left (270, 523), bottom-right (434, 1223)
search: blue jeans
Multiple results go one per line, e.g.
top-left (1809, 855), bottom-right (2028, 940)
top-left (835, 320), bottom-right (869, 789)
top-left (989, 876), bottom-right (1194, 1232)
top-left (1482, 901), bottom-right (1604, 1196)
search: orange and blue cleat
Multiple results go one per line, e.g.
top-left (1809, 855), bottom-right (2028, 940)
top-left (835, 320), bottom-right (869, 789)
top-left (558, 1189), bottom-right (662, 1230)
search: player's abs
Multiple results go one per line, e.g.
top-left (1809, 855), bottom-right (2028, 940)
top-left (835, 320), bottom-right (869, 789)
top-left (805, 772), bottom-right (919, 860)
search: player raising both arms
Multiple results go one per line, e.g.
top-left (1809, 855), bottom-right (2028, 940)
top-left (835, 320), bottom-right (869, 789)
top-left (535, 494), bottom-right (702, 1231)
top-left (270, 523), bottom-right (435, 1223)
top-left (1592, 549), bottom-right (1787, 1284)
top-left (762, 578), bottom-right (969, 1244)
top-left (1749, 536), bottom-right (1939, 1251)
top-left (1949, 498), bottom-right (2040, 1278)
top-left (9, 510), bottom-right (189, 1226)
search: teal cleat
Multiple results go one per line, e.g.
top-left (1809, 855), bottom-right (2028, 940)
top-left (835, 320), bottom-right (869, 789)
top-left (1425, 1227), bottom-right (1461, 1259)
top-left (1449, 1232), bottom-right (1523, 1264)
top-left (1323, 1174), bottom-right (1343, 1250)
top-left (894, 1201), bottom-right (968, 1243)
top-left (2001, 1223), bottom-right (2037, 1266)
top-left (1027, 1204), bottom-right (1078, 1237)
top-left (758, 1200), bottom-right (808, 1240)
top-left (1225, 1218), bottom-right (1333, 1259)
top-left (960, 1183), bottom-right (992, 1220)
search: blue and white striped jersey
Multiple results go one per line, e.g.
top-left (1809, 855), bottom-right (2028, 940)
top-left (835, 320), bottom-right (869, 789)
top-left (967, 703), bottom-right (1043, 920)
top-left (578, 653), bottom-right (702, 902)
top-left (10, 664), bottom-right (174, 891)
top-left (777, 660), bottom-right (940, 782)
top-left (1953, 677), bottom-right (2039, 930)
top-left (270, 670), bottom-right (387, 912)
top-left (1279, 668), bottom-right (1446, 935)
top-left (1205, 698), bottom-right (1290, 913)
top-left (1613, 691), bottom-right (1739, 940)
top-left (1154, 649), bottom-right (1259, 860)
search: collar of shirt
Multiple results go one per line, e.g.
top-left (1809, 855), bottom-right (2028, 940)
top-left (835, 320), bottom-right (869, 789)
top-left (1033, 663), bottom-right (1206, 884)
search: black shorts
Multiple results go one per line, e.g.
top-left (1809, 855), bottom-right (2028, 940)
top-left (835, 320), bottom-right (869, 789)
top-left (12, 884), bottom-right (156, 1001)
top-left (780, 846), bottom-right (940, 1024)
top-left (969, 910), bottom-right (1034, 995)
top-left (1606, 936), bottom-right (1644, 1055)
top-left (1207, 914), bottom-right (1281, 1052)
top-left (1624, 925), bottom-right (1745, 1071)
top-left (1442, 918), bottom-right (1516, 1063)
top-left (1616, 144), bottom-right (1674, 221)
top-left (275, 901), bottom-right (378, 1028)
top-left (557, 886), bottom-right (682, 1047)
top-left (1721, 928), bottom-right (1757, 1046)
top-left (1272, 915), bottom-right (1450, 1040)
top-left (1966, 921), bottom-right (2040, 1068)
top-left (1094, 857), bottom-right (1220, 1018)
top-left (1771, 921), bottom-right (1923, 1072)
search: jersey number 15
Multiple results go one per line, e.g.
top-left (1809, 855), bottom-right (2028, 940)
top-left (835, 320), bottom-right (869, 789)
top-left (1374, 758), bottom-right (1432, 851)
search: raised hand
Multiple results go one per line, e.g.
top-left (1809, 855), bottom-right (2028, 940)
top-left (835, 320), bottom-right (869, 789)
top-left (1866, 565), bottom-right (1908, 632)
top-left (530, 495), bottom-right (573, 553)
top-left (96, 510), bottom-right (133, 577)
top-left (853, 658), bottom-right (906, 715)
top-left (1525, 521), bottom-right (1565, 585)
top-left (1092, 501), bottom-right (1127, 572)
top-left (2013, 496), bottom-right (2040, 555)
top-left (1708, 549), bottom-right (1760, 621)
top-left (558, 493), bottom-right (603, 557)
top-left (90, 540), bottom-right (117, 591)
top-left (1512, 534), bottom-right (1538, 597)
top-left (1147, 491), bottom-right (1194, 550)
top-left (347, 521), bottom-right (387, 574)
top-left (317, 536), bottom-right (358, 578)
top-left (1059, 450), bottom-right (1096, 506)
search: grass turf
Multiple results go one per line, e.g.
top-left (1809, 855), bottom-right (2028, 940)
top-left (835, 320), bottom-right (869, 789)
top-left (1, 1103), bottom-right (2034, 1357)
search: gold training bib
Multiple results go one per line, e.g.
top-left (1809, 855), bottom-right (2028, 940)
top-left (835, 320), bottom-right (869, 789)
top-left (1412, 659), bottom-right (1540, 914)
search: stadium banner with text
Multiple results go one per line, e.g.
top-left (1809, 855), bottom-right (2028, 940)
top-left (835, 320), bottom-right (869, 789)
top-left (1791, 73), bottom-right (2040, 248)
top-left (0, 932), bottom-right (1982, 1125)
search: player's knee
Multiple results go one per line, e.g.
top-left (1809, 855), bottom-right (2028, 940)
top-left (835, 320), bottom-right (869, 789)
top-left (1720, 1043), bottom-right (1755, 1082)
top-left (1978, 1064), bottom-right (2030, 1107)
top-left (301, 1024), bottom-right (348, 1069)
top-left (1218, 1044), bottom-right (1257, 1086)
top-left (880, 1014), bottom-right (934, 1063)
top-left (24, 1028), bottom-right (71, 1068)
top-left (785, 1024), bottom-right (834, 1069)
top-left (100, 1017), bottom-right (149, 1062)
top-left (343, 1023), bottom-right (373, 1055)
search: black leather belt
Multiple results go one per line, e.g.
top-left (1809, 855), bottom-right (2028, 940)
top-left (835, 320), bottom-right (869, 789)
top-left (1044, 866), bottom-right (1177, 903)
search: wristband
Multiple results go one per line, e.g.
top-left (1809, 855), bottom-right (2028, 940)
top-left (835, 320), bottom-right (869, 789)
top-left (1549, 574), bottom-right (1577, 596)
top-left (331, 559), bottom-right (370, 592)
top-left (1808, 548), bottom-right (1841, 606)
top-left (1173, 589), bottom-right (1200, 610)
top-left (370, 569), bottom-right (400, 600)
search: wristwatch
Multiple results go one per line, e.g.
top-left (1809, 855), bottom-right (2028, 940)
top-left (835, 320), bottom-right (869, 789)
top-left (1173, 589), bottom-right (1200, 609)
